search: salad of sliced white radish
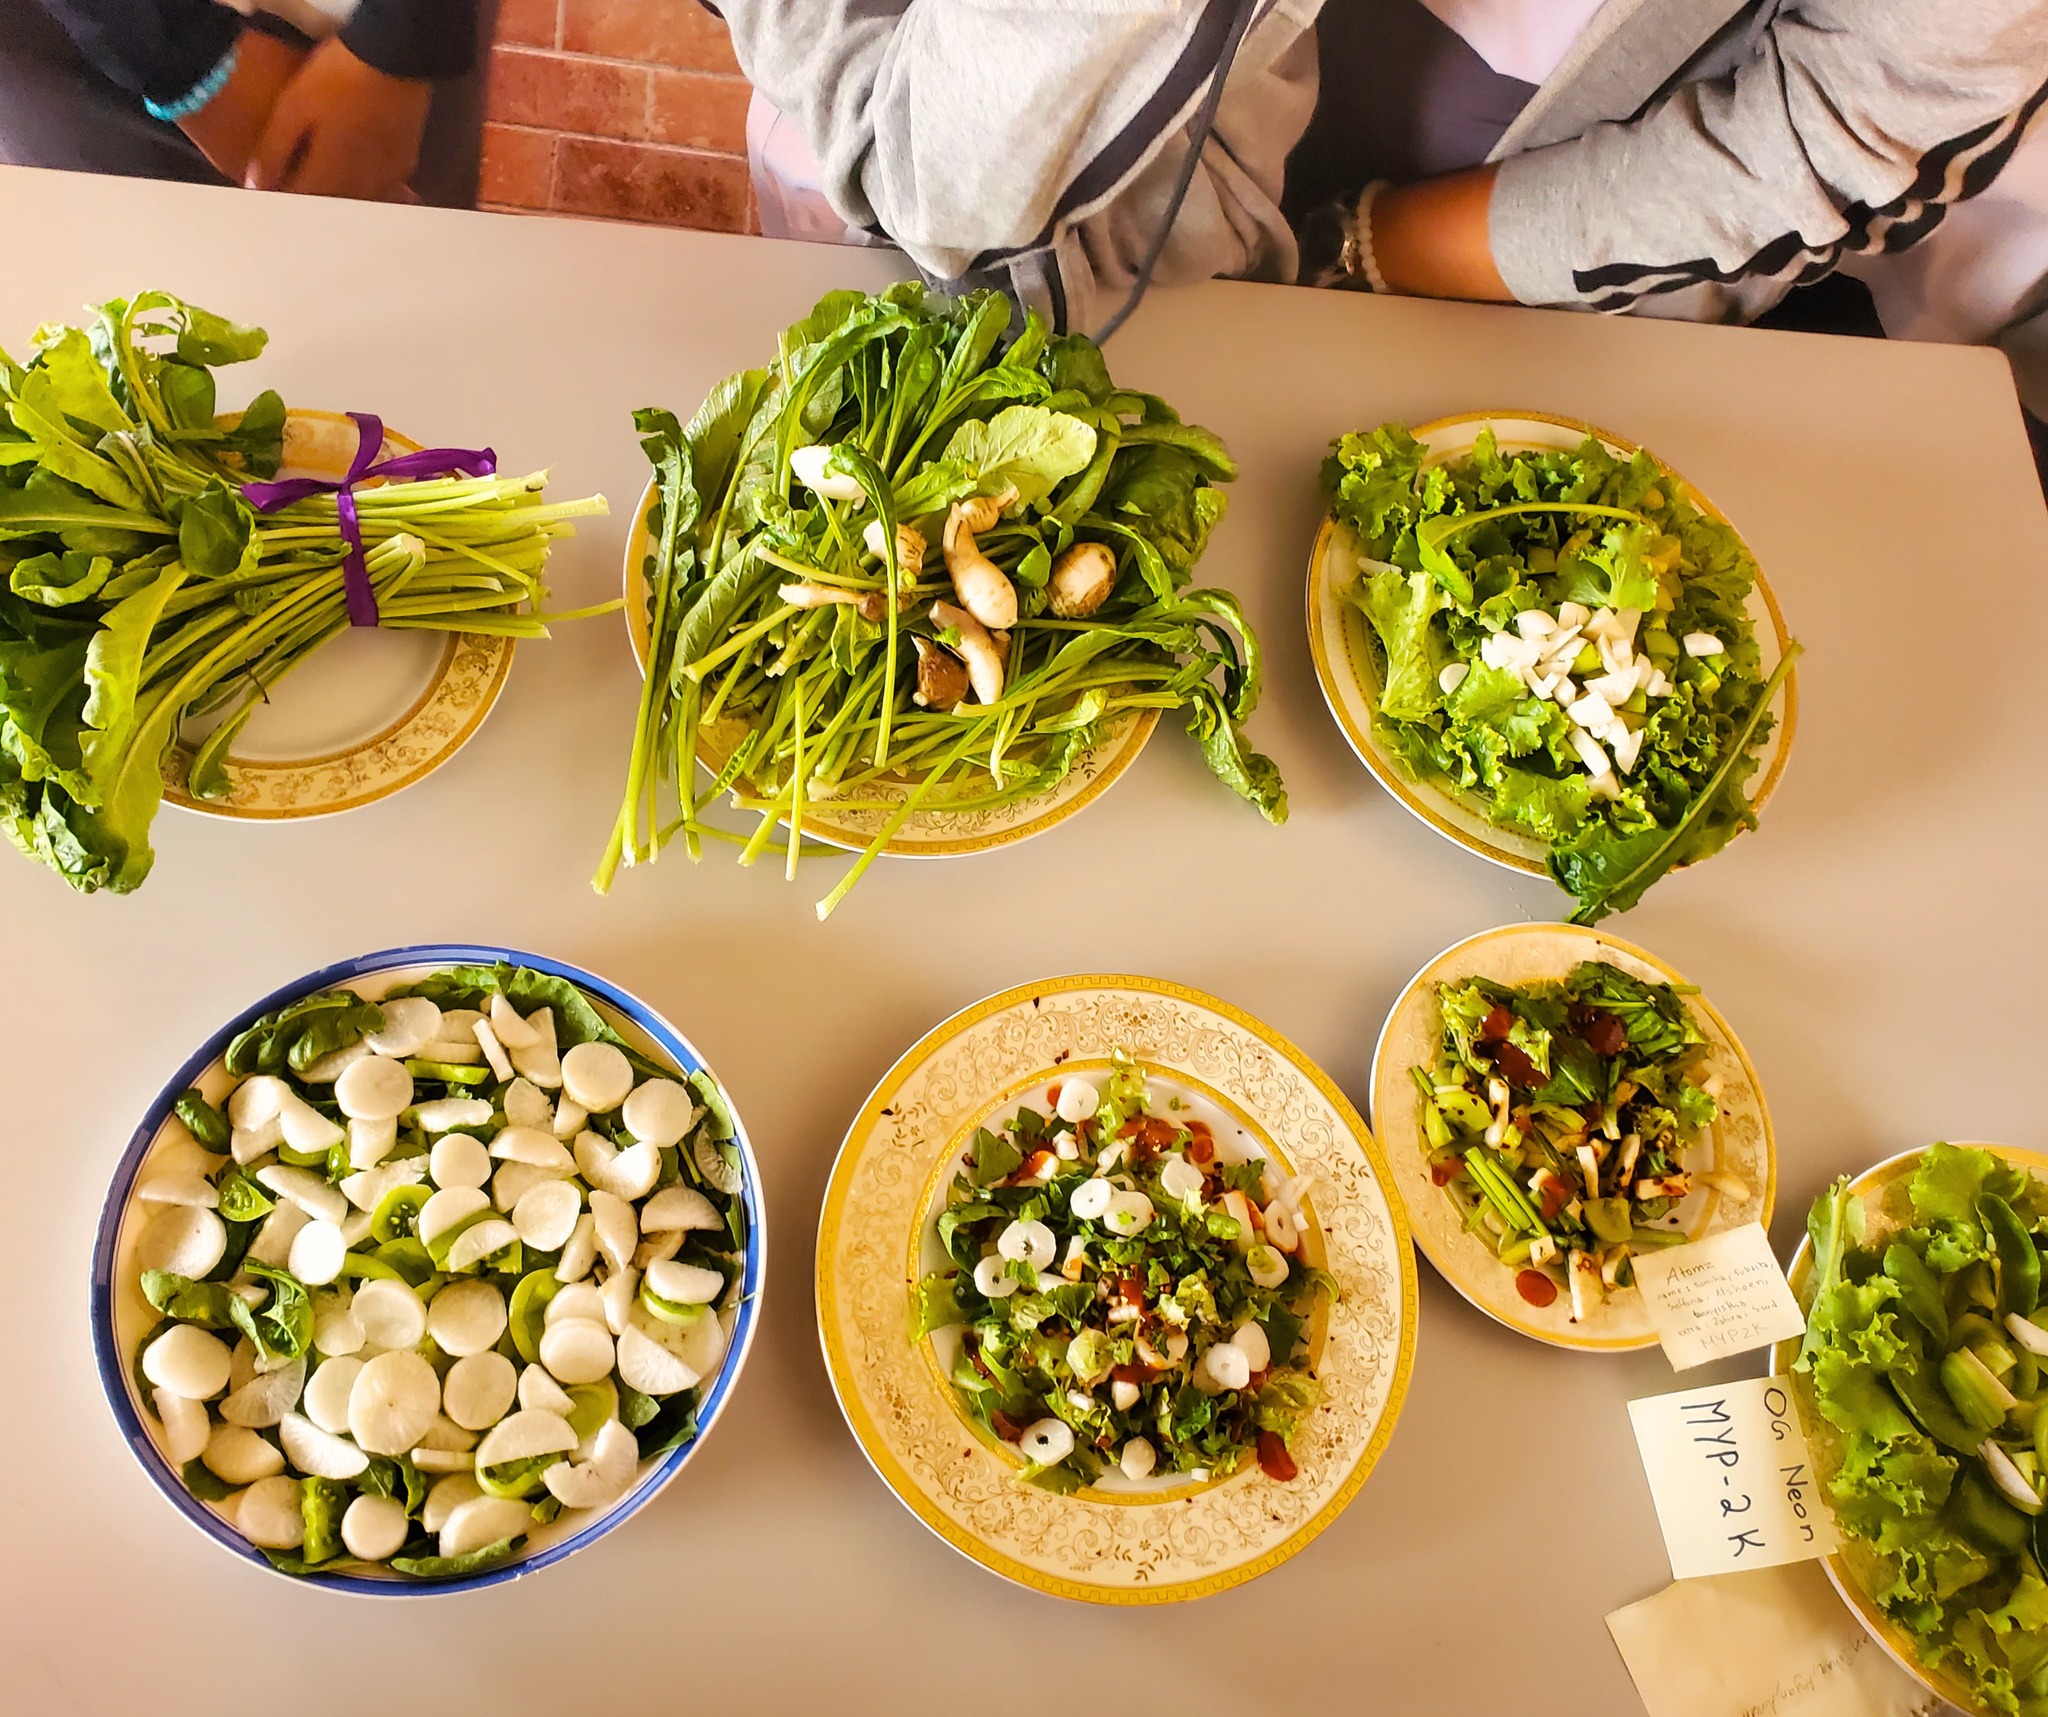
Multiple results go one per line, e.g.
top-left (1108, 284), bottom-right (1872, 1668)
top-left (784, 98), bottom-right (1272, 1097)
top-left (122, 965), bottom-right (750, 1581)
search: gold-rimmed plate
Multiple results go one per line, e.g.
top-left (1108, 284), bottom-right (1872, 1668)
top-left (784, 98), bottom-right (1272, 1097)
top-left (163, 411), bottom-right (515, 820)
top-left (1306, 411), bottom-right (1798, 879)
top-left (815, 973), bottom-right (1418, 1603)
top-left (1769, 1142), bottom-right (2048, 1717)
top-left (622, 477), bottom-right (1157, 857)
top-left (1369, 922), bottom-right (1775, 1350)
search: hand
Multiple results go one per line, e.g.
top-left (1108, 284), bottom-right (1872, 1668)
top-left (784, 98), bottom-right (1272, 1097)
top-left (1370, 166), bottom-right (1514, 303)
top-left (177, 29), bottom-right (308, 183)
top-left (245, 37), bottom-right (432, 201)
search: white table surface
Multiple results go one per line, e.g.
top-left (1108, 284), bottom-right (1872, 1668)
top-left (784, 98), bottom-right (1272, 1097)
top-left (3, 164), bottom-right (2042, 1716)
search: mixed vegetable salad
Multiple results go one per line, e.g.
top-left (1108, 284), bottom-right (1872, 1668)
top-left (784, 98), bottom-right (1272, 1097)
top-left (1413, 960), bottom-right (1735, 1322)
top-left (123, 963), bottom-right (747, 1580)
top-left (914, 1057), bottom-right (1333, 1491)
top-left (0, 294), bottom-right (606, 895)
top-left (1323, 423), bottom-right (1798, 922)
top-left (601, 284), bottom-right (1283, 918)
top-left (1795, 1146), bottom-right (2048, 1715)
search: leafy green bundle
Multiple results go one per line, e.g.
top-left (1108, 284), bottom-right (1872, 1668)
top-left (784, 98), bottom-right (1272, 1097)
top-left (0, 292), bottom-right (606, 894)
top-left (1795, 1145), bottom-right (2048, 1713)
top-left (1324, 424), bottom-right (1797, 921)
top-left (600, 284), bottom-right (1283, 917)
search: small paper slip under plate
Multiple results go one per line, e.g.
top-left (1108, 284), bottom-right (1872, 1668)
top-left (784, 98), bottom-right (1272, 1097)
top-left (1607, 1563), bottom-right (1947, 1717)
top-left (1631, 1222), bottom-right (1806, 1370)
top-left (1629, 1374), bottom-right (1838, 1580)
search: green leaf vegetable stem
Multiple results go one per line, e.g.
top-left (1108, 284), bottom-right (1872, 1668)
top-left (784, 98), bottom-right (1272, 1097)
top-left (599, 284), bottom-right (1285, 918)
top-left (0, 292), bottom-right (609, 894)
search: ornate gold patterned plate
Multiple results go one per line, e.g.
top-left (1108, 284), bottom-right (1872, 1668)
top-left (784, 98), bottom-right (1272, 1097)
top-left (163, 411), bottom-right (515, 821)
top-left (816, 973), bottom-right (1418, 1602)
top-left (1770, 1143), bottom-right (2048, 1717)
top-left (622, 477), bottom-right (1157, 857)
top-left (1370, 922), bottom-right (1775, 1351)
top-left (1306, 411), bottom-right (1798, 878)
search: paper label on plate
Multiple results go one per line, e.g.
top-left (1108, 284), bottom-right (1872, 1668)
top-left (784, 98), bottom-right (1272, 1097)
top-left (1631, 1223), bottom-right (1807, 1370)
top-left (1606, 1563), bottom-right (1946, 1717)
top-left (1629, 1374), bottom-right (1838, 1580)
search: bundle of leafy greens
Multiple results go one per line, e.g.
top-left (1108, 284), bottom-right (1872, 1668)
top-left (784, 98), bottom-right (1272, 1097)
top-left (600, 284), bottom-right (1283, 918)
top-left (1415, 960), bottom-right (1719, 1319)
top-left (1323, 423), bottom-right (1798, 922)
top-left (1794, 1145), bottom-right (2048, 1713)
top-left (915, 1055), bottom-right (1332, 1491)
top-left (0, 292), bottom-right (607, 894)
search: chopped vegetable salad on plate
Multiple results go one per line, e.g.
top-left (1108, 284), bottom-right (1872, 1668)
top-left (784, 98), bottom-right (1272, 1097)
top-left (915, 1055), bottom-right (1333, 1492)
top-left (113, 960), bottom-right (748, 1581)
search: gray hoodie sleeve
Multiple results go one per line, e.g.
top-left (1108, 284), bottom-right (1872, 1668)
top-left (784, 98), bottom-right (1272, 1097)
top-left (1489, 0), bottom-right (2048, 316)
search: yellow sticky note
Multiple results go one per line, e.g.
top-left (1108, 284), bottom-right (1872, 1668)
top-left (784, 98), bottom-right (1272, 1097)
top-left (1628, 1374), bottom-right (1838, 1580)
top-left (1607, 1563), bottom-right (1945, 1717)
top-left (1631, 1223), bottom-right (1807, 1370)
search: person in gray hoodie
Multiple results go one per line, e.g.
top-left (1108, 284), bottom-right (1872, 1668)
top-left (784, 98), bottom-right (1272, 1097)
top-left (720, 0), bottom-right (2048, 403)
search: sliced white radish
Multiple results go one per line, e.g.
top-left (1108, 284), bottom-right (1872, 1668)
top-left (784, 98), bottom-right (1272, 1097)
top-left (348, 1115), bottom-right (398, 1172)
top-left (280, 1410), bottom-right (369, 1480)
top-left (492, 1159), bottom-right (567, 1214)
top-left (622, 1079), bottom-right (695, 1148)
top-left (136, 1172), bottom-right (218, 1209)
top-left (606, 1142), bottom-right (661, 1202)
top-left (474, 1408), bottom-right (577, 1470)
top-left (154, 1388), bottom-right (211, 1465)
top-left (1019, 1418), bottom-right (1074, 1465)
top-left (590, 1190), bottom-right (636, 1274)
top-left (556, 1214), bottom-right (598, 1284)
top-left (245, 1200), bottom-right (309, 1269)
top-left (203, 1423), bottom-right (285, 1485)
top-left (470, 1020), bottom-right (513, 1084)
top-left (503, 1078), bottom-right (552, 1130)
top-left (600, 1267), bottom-right (640, 1337)
top-left (227, 1335), bottom-right (260, 1394)
top-left (342, 1492), bottom-right (410, 1561)
top-left (234, 1473), bottom-right (304, 1548)
top-left (219, 1356), bottom-right (306, 1427)
top-left (551, 1097), bottom-right (586, 1140)
top-left (335, 1054), bottom-right (413, 1122)
top-left (547, 1282), bottom-right (606, 1327)
top-left (339, 1209), bottom-right (373, 1249)
top-left (446, 1220), bottom-right (519, 1274)
top-left (646, 1259), bottom-right (722, 1306)
top-left (634, 1230), bottom-right (683, 1271)
top-left (543, 1418), bottom-right (638, 1512)
top-left (422, 1471), bottom-right (483, 1532)
top-left (1054, 1079), bottom-right (1098, 1124)
top-left (412, 1097), bottom-right (493, 1133)
top-left (573, 1129), bottom-right (619, 1187)
top-left (288, 1219), bottom-right (347, 1287)
top-left (228, 1075), bottom-right (289, 1130)
top-left (365, 996), bottom-right (442, 1058)
top-left (134, 1204), bottom-right (227, 1280)
top-left (142, 1324), bottom-right (232, 1400)
top-left (429, 1133), bottom-right (492, 1191)
top-left (615, 1305), bottom-right (702, 1397)
top-left (489, 1126), bottom-right (574, 1169)
top-left (509, 1008), bottom-right (560, 1089)
top-left (273, 1089), bottom-right (345, 1156)
top-left (513, 1181), bottom-right (581, 1251)
top-left (640, 1185), bottom-right (721, 1234)
top-left (443, 1351), bottom-right (518, 1431)
top-left (304, 1356), bottom-right (365, 1434)
top-left (562, 1042), bottom-right (632, 1114)
top-left (427, 1279), bottom-right (507, 1357)
top-left (672, 1303), bottom-right (727, 1381)
top-left (152, 1132), bottom-right (227, 1178)
top-left (338, 1154), bottom-right (428, 1214)
top-left (348, 1350), bottom-right (441, 1455)
top-left (1230, 1320), bottom-right (1272, 1372)
top-left (418, 1184), bottom-right (490, 1245)
top-left (487, 993), bottom-right (539, 1049)
top-left (310, 1291), bottom-right (365, 1359)
top-left (439, 1494), bottom-right (534, 1560)
top-left (417, 1412), bottom-right (477, 1452)
top-left (427, 1008), bottom-right (484, 1053)
top-left (538, 1319), bottom-right (614, 1386)
top-left (518, 1365), bottom-right (576, 1416)
top-left (412, 1448), bottom-right (474, 1473)
top-left (351, 1278), bottom-right (428, 1351)
top-left (253, 1164), bottom-right (347, 1225)
top-left (230, 1114), bottom-right (283, 1166)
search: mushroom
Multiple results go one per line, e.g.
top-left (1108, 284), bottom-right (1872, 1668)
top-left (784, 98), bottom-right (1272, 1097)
top-left (788, 443), bottom-right (865, 501)
top-left (777, 580), bottom-right (886, 621)
top-left (861, 519), bottom-right (927, 584)
top-left (942, 488), bottom-right (1020, 630)
top-left (912, 636), bottom-right (971, 710)
top-left (929, 600), bottom-right (1007, 705)
top-left (1048, 541), bottom-right (1117, 618)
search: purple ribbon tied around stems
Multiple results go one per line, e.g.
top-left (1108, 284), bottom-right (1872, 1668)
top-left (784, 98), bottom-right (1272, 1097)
top-left (240, 411), bottom-right (497, 627)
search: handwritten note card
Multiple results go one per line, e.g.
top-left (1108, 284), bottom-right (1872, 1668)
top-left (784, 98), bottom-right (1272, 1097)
top-left (1629, 1374), bottom-right (1838, 1580)
top-left (1607, 1563), bottom-right (1946, 1717)
top-left (1631, 1223), bottom-right (1807, 1370)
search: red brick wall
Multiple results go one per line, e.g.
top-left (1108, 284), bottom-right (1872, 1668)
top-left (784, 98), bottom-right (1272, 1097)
top-left (479, 0), bottom-right (756, 231)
